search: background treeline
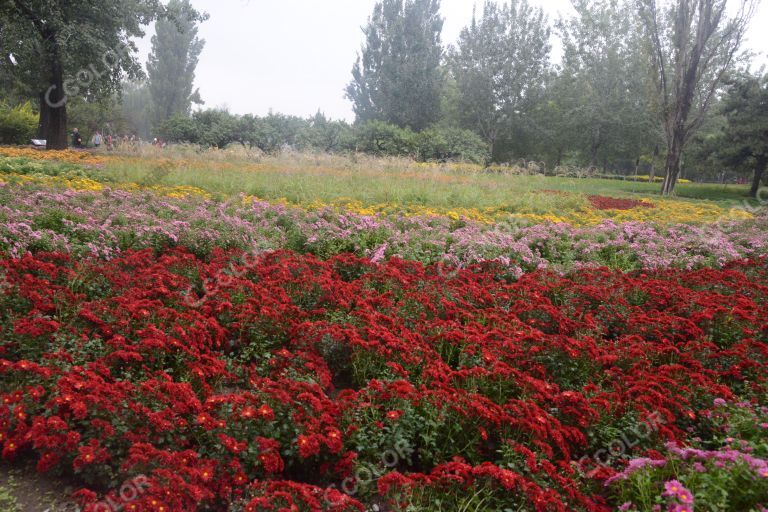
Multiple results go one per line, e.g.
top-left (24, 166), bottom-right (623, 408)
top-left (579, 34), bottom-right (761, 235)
top-left (0, 0), bottom-right (765, 192)
top-left (155, 112), bottom-right (491, 163)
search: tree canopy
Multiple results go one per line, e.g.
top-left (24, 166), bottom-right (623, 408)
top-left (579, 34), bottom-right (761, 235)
top-left (638, 0), bottom-right (758, 195)
top-left (147, 0), bottom-right (207, 131)
top-left (0, 0), bottom-right (201, 148)
top-left (555, 0), bottom-right (657, 169)
top-left (346, 0), bottom-right (444, 131)
top-left (449, 0), bottom-right (551, 161)
top-left (713, 73), bottom-right (768, 197)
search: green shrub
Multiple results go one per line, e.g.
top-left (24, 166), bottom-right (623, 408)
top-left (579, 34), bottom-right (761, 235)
top-left (0, 102), bottom-right (38, 144)
top-left (193, 109), bottom-right (242, 148)
top-left (300, 112), bottom-right (353, 153)
top-left (352, 120), bottom-right (417, 157)
top-left (157, 114), bottom-right (201, 144)
top-left (351, 122), bottom-right (489, 163)
top-left (414, 126), bottom-right (490, 164)
top-left (155, 111), bottom-right (489, 163)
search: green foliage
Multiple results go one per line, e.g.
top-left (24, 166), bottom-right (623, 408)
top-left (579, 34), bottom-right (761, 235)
top-left (346, 0), bottom-right (444, 130)
top-left (147, 0), bottom-right (207, 129)
top-left (0, 157), bottom-right (89, 180)
top-left (243, 113), bottom-right (310, 153)
top-left (384, 482), bottom-right (535, 512)
top-left (715, 73), bottom-right (768, 196)
top-left (352, 121), bottom-right (489, 163)
top-left (0, 0), bottom-right (196, 147)
top-left (0, 0), bottom-right (165, 92)
top-left (158, 113), bottom-right (201, 143)
top-left (352, 120), bottom-right (417, 157)
top-left (0, 483), bottom-right (20, 512)
top-left (237, 114), bottom-right (279, 153)
top-left (160, 110), bottom-right (315, 152)
top-left (66, 96), bottom-right (120, 144)
top-left (616, 460), bottom-right (768, 512)
top-left (0, 102), bottom-right (37, 144)
top-left (299, 112), bottom-right (353, 153)
top-left (156, 112), bottom-right (486, 163)
top-left (610, 454), bottom-right (768, 511)
top-left (413, 126), bottom-right (490, 163)
top-left (609, 401), bottom-right (768, 512)
top-left (118, 81), bottom-right (153, 139)
top-left (637, 0), bottom-right (755, 195)
top-left (449, 0), bottom-right (551, 159)
top-left (192, 109), bottom-right (241, 147)
top-left (708, 403), bottom-right (768, 458)
top-left (553, 0), bottom-right (657, 169)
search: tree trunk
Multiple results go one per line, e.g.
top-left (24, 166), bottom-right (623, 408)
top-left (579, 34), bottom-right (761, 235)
top-left (43, 32), bottom-right (68, 150)
top-left (588, 142), bottom-right (599, 168)
top-left (649, 144), bottom-right (659, 182)
top-left (38, 96), bottom-right (66, 147)
top-left (37, 92), bottom-right (50, 139)
top-left (588, 126), bottom-right (601, 168)
top-left (661, 143), bottom-right (683, 196)
top-left (751, 159), bottom-right (766, 198)
top-left (486, 135), bottom-right (496, 167)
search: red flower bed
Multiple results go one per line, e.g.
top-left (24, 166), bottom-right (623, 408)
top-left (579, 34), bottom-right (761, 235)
top-left (0, 249), bottom-right (766, 511)
top-left (589, 195), bottom-right (655, 210)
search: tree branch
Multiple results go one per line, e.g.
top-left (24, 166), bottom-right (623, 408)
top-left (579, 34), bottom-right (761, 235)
top-left (10, 0), bottom-right (48, 40)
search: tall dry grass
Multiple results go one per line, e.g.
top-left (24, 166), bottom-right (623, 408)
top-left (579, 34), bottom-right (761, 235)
top-left (91, 145), bottom-right (754, 211)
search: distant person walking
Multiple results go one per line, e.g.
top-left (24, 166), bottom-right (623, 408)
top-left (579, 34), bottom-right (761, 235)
top-left (72, 128), bottom-right (83, 148)
top-left (92, 131), bottom-right (103, 148)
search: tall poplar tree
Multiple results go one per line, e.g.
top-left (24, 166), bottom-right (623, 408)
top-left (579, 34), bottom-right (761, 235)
top-left (147, 0), bottom-right (206, 131)
top-left (556, 0), bottom-right (656, 169)
top-left (346, 0), bottom-right (444, 131)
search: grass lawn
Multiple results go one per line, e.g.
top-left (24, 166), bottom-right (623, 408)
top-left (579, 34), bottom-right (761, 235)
top-left (94, 148), bottom-right (757, 211)
top-left (0, 145), bottom-right (760, 226)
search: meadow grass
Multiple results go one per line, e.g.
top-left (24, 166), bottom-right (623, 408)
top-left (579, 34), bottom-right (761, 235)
top-left (92, 147), bottom-right (757, 213)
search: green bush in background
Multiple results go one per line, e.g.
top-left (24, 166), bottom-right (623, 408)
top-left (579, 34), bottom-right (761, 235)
top-left (0, 102), bottom-right (38, 145)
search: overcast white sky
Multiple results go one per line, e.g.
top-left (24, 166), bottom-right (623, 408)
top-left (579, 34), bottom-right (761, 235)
top-left (136, 0), bottom-right (768, 121)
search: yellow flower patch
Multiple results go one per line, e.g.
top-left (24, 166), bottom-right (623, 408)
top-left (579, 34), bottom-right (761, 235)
top-left (0, 147), bottom-right (105, 166)
top-left (0, 172), bottom-right (210, 199)
top-left (1, 173), bottom-right (105, 192)
top-left (237, 195), bottom-right (752, 226)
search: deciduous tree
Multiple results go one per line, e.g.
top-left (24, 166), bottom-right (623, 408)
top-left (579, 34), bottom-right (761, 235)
top-left (637, 0), bottom-right (757, 195)
top-left (449, 0), bottom-right (550, 161)
top-left (0, 0), bottom-right (171, 148)
top-left (557, 0), bottom-right (657, 170)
